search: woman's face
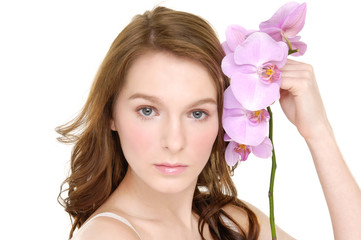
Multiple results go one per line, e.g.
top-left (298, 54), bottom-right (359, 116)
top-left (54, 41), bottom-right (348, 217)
top-left (111, 51), bottom-right (219, 194)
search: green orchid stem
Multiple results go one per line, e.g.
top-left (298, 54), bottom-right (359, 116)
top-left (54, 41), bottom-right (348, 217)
top-left (267, 106), bottom-right (277, 240)
top-left (288, 49), bottom-right (299, 55)
top-left (283, 34), bottom-right (299, 55)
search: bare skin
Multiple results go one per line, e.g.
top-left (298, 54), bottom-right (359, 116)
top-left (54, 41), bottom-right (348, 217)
top-left (73, 56), bottom-right (361, 240)
top-left (279, 59), bottom-right (361, 240)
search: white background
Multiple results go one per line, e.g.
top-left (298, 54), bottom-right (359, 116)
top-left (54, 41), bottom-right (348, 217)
top-left (1, 0), bottom-right (360, 239)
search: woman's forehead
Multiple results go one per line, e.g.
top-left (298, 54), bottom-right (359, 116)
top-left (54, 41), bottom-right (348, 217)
top-left (121, 51), bottom-right (217, 101)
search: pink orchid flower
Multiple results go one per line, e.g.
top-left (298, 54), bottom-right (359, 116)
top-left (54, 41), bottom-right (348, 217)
top-left (223, 87), bottom-right (270, 146)
top-left (225, 136), bottom-right (273, 167)
top-left (222, 32), bottom-right (288, 111)
top-left (259, 2), bottom-right (307, 56)
top-left (222, 24), bottom-right (255, 55)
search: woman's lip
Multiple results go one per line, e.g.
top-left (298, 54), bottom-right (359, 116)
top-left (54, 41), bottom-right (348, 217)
top-left (154, 164), bottom-right (187, 175)
top-left (155, 163), bottom-right (187, 167)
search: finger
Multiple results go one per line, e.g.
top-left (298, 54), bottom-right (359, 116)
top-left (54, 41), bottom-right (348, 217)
top-left (281, 69), bottom-right (313, 78)
top-left (282, 62), bottom-right (313, 72)
top-left (281, 64), bottom-right (304, 71)
top-left (280, 76), bottom-right (307, 92)
top-left (280, 76), bottom-right (296, 91)
top-left (283, 58), bottom-right (302, 65)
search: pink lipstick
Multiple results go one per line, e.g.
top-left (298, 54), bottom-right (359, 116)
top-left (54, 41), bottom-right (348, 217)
top-left (154, 163), bottom-right (187, 175)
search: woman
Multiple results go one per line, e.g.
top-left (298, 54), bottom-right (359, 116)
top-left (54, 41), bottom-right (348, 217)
top-left (57, 6), bottom-right (361, 240)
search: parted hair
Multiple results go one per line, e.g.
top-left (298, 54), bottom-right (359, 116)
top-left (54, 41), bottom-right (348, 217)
top-left (57, 6), bottom-right (260, 240)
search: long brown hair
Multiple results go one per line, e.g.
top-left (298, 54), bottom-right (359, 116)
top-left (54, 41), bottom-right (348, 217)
top-left (57, 6), bottom-right (259, 239)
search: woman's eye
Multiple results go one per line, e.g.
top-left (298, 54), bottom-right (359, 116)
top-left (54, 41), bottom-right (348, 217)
top-left (191, 110), bottom-right (207, 120)
top-left (138, 107), bottom-right (155, 117)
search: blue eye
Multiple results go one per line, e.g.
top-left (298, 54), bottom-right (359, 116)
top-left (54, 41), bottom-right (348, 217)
top-left (192, 110), bottom-right (207, 120)
top-left (138, 107), bottom-right (155, 117)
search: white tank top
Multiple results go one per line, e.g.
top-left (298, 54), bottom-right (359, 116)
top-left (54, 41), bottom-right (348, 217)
top-left (71, 212), bottom-right (141, 239)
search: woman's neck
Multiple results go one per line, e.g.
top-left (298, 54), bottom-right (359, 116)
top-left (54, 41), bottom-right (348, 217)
top-left (110, 168), bottom-right (198, 229)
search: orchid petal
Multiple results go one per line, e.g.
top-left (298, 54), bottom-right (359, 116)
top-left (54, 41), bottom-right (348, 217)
top-left (225, 24), bottom-right (248, 52)
top-left (289, 40), bottom-right (307, 56)
top-left (282, 3), bottom-right (307, 38)
top-left (224, 133), bottom-right (231, 142)
top-left (252, 137), bottom-right (273, 158)
top-left (223, 88), bottom-right (269, 145)
top-left (223, 86), bottom-right (242, 109)
top-left (231, 72), bottom-right (281, 111)
top-left (288, 35), bottom-right (301, 41)
top-left (259, 2), bottom-right (300, 30)
top-left (234, 32), bottom-right (288, 67)
top-left (221, 53), bottom-right (238, 78)
top-left (259, 27), bottom-right (283, 41)
top-left (238, 145), bottom-right (251, 161)
top-left (223, 113), bottom-right (268, 146)
top-left (223, 114), bottom-right (247, 142)
top-left (273, 41), bottom-right (289, 68)
top-left (223, 107), bottom-right (245, 120)
top-left (222, 42), bottom-right (233, 55)
top-left (222, 54), bottom-right (257, 78)
top-left (225, 141), bottom-right (240, 166)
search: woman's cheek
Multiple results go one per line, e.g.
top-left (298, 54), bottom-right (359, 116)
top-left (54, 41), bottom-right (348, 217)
top-left (191, 121), bottom-right (219, 160)
top-left (119, 119), bottom-right (157, 161)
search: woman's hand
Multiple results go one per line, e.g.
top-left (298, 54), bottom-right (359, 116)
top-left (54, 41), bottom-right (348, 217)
top-left (279, 59), bottom-right (331, 140)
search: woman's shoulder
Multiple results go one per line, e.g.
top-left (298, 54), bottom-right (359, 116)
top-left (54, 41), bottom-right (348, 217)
top-left (224, 201), bottom-right (295, 240)
top-left (72, 212), bottom-right (141, 240)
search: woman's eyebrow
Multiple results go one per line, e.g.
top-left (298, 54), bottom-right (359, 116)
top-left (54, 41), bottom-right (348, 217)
top-left (129, 93), bottom-right (217, 108)
top-left (187, 98), bottom-right (217, 108)
top-left (128, 93), bottom-right (163, 105)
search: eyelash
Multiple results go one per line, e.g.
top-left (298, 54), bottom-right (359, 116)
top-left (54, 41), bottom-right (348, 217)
top-left (135, 106), bottom-right (209, 121)
top-left (190, 110), bottom-right (209, 121)
top-left (136, 106), bottom-right (158, 120)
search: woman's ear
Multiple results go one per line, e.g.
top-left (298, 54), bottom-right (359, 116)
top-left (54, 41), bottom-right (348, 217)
top-left (110, 118), bottom-right (117, 131)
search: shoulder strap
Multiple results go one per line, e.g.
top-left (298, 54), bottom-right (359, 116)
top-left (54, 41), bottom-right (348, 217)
top-left (73, 212), bottom-right (141, 239)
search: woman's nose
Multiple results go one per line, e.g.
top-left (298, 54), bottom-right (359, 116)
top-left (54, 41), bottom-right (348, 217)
top-left (161, 117), bottom-right (186, 153)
